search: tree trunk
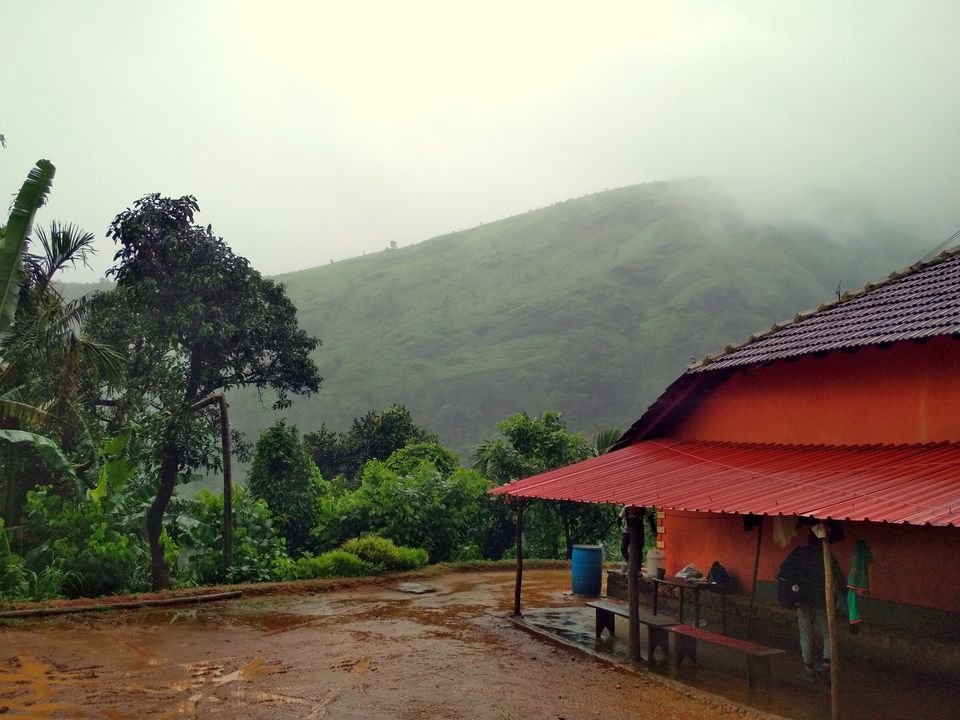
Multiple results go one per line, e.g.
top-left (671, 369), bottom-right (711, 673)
top-left (147, 430), bottom-right (178, 590)
top-left (562, 510), bottom-right (572, 560)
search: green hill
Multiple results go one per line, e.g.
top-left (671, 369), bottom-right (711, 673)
top-left (60, 180), bottom-right (926, 457)
top-left (228, 178), bottom-right (924, 456)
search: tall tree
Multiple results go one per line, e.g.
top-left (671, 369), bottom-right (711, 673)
top-left (474, 411), bottom-right (617, 559)
top-left (247, 420), bottom-right (322, 555)
top-left (305, 404), bottom-right (436, 487)
top-left (92, 194), bottom-right (321, 589)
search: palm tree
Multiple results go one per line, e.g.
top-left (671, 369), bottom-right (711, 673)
top-left (593, 425), bottom-right (625, 455)
top-left (0, 163), bottom-right (123, 524)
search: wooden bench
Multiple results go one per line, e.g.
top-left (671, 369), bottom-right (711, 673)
top-left (667, 625), bottom-right (785, 688)
top-left (585, 600), bottom-right (676, 664)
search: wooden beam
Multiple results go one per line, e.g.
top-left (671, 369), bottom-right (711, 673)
top-left (627, 508), bottom-right (644, 662)
top-left (817, 523), bottom-right (840, 720)
top-left (218, 396), bottom-right (233, 572)
top-left (746, 515), bottom-right (764, 638)
top-left (512, 498), bottom-right (525, 617)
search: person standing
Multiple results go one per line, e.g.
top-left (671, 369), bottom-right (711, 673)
top-left (778, 530), bottom-right (845, 682)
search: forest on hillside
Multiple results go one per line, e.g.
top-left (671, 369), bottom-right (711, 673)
top-left (0, 159), bottom-right (624, 604)
top-left (1, 154), bottom-right (931, 604)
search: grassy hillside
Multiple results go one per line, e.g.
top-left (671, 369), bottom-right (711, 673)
top-left (228, 179), bottom-right (923, 457)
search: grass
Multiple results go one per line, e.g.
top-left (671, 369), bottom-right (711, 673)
top-left (237, 179), bottom-right (923, 456)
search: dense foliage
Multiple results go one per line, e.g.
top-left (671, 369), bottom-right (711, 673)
top-left (89, 194), bottom-right (321, 589)
top-left (0, 160), bottom-right (642, 604)
top-left (312, 444), bottom-right (491, 562)
top-left (474, 411), bottom-right (617, 559)
top-left (304, 405), bottom-right (436, 487)
top-left (176, 486), bottom-right (287, 585)
top-left (246, 420), bottom-right (323, 554)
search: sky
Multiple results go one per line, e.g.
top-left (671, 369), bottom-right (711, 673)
top-left (3, 1), bottom-right (960, 280)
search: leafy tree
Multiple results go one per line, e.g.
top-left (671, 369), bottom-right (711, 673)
top-left (246, 419), bottom-right (323, 554)
top-left (90, 194), bottom-right (320, 589)
top-left (473, 411), bottom-right (617, 559)
top-left (313, 448), bottom-right (490, 562)
top-left (305, 404), bottom-right (436, 487)
top-left (383, 441), bottom-right (458, 477)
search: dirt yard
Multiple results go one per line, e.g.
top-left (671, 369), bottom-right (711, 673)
top-left (0, 569), bottom-right (774, 719)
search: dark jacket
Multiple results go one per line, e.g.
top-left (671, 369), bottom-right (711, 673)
top-left (779, 544), bottom-right (845, 608)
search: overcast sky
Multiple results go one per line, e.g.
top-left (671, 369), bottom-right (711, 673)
top-left (3, 1), bottom-right (959, 280)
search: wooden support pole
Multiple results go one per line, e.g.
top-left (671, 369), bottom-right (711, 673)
top-left (627, 508), bottom-right (644, 662)
top-left (818, 523), bottom-right (840, 720)
top-left (747, 515), bottom-right (764, 638)
top-left (512, 498), bottom-right (525, 617)
top-left (190, 394), bottom-right (233, 574)
top-left (218, 396), bottom-right (233, 573)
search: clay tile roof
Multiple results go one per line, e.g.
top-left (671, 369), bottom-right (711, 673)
top-left (690, 248), bottom-right (960, 373)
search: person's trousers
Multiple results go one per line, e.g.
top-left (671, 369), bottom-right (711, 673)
top-left (797, 605), bottom-right (830, 666)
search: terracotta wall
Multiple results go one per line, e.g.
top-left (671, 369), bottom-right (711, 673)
top-left (673, 337), bottom-right (960, 445)
top-left (663, 511), bottom-right (960, 613)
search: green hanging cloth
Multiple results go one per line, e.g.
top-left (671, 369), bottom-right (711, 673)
top-left (847, 538), bottom-right (873, 628)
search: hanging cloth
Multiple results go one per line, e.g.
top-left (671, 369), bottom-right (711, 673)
top-left (772, 515), bottom-right (798, 548)
top-left (847, 538), bottom-right (873, 629)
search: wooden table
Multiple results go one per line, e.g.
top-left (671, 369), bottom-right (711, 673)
top-left (651, 577), bottom-right (730, 634)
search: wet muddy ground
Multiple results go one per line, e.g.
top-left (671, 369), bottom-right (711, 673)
top-left (2, 569), bottom-right (952, 719)
top-left (1, 570), bottom-right (761, 719)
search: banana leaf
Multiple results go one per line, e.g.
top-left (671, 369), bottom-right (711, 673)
top-left (1, 160), bottom-right (55, 334)
top-left (0, 428), bottom-right (75, 479)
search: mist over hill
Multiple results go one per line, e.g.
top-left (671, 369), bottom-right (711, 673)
top-left (234, 179), bottom-right (926, 456)
top-left (62, 179), bottom-right (928, 459)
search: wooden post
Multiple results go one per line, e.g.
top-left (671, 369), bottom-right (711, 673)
top-left (190, 394), bottom-right (233, 574)
top-left (512, 498), bottom-right (525, 617)
top-left (627, 508), bottom-right (644, 662)
top-left (818, 523), bottom-right (840, 720)
top-left (746, 516), bottom-right (764, 638)
top-left (218, 396), bottom-right (233, 573)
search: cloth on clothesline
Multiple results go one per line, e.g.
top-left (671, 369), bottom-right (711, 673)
top-left (847, 538), bottom-right (873, 626)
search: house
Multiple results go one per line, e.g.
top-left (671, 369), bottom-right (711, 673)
top-left (492, 247), bottom-right (960, 640)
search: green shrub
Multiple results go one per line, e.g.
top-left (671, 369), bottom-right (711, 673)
top-left (22, 487), bottom-right (144, 598)
top-left (311, 461), bottom-right (491, 562)
top-left (340, 535), bottom-right (428, 572)
top-left (246, 420), bottom-right (324, 555)
top-left (0, 519), bottom-right (26, 599)
top-left (283, 550), bottom-right (373, 580)
top-left (177, 486), bottom-right (289, 586)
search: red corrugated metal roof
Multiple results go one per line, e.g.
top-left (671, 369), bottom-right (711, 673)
top-left (689, 248), bottom-right (960, 373)
top-left (490, 439), bottom-right (960, 526)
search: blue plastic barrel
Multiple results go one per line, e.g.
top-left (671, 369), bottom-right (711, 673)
top-left (571, 544), bottom-right (604, 596)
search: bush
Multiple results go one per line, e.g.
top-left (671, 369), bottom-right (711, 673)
top-left (340, 535), bottom-right (428, 572)
top-left (311, 461), bottom-right (491, 562)
top-left (0, 519), bottom-right (26, 599)
top-left (246, 420), bottom-right (325, 555)
top-left (177, 486), bottom-right (289, 586)
top-left (22, 486), bottom-right (144, 598)
top-left (283, 550), bottom-right (373, 580)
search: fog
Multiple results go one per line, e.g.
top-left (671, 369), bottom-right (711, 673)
top-left (2, 1), bottom-right (959, 280)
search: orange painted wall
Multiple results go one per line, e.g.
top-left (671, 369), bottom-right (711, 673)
top-left (672, 337), bottom-right (960, 445)
top-left (662, 337), bottom-right (960, 613)
top-left (663, 511), bottom-right (960, 613)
